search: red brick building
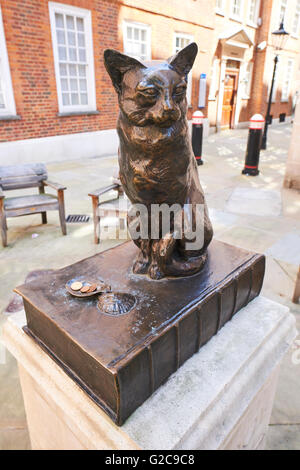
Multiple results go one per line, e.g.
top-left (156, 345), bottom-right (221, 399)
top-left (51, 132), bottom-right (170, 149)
top-left (0, 0), bottom-right (299, 163)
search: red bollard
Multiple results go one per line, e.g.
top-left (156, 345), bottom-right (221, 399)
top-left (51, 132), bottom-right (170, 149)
top-left (242, 114), bottom-right (265, 176)
top-left (192, 110), bottom-right (204, 166)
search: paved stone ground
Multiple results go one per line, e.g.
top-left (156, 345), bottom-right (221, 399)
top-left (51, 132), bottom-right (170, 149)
top-left (0, 123), bottom-right (299, 450)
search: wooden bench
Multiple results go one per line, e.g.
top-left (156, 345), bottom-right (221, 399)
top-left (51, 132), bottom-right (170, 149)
top-left (0, 163), bottom-right (67, 247)
top-left (292, 266), bottom-right (300, 304)
top-left (88, 176), bottom-right (126, 244)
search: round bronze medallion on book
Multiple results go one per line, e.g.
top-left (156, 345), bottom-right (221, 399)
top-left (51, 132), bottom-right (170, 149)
top-left (97, 292), bottom-right (137, 316)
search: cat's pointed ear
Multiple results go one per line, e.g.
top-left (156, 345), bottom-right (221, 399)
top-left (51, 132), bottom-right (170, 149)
top-left (104, 49), bottom-right (146, 93)
top-left (168, 42), bottom-right (198, 77)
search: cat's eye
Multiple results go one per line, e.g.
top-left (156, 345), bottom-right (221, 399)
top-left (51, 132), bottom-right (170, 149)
top-left (139, 88), bottom-right (158, 97)
top-left (174, 86), bottom-right (186, 96)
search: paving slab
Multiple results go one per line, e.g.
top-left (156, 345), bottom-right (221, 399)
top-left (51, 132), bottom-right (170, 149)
top-left (266, 425), bottom-right (300, 450)
top-left (266, 233), bottom-right (300, 266)
top-left (226, 187), bottom-right (282, 217)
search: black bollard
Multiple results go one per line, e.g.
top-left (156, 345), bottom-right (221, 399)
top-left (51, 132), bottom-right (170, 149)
top-left (192, 110), bottom-right (204, 166)
top-left (242, 114), bottom-right (265, 176)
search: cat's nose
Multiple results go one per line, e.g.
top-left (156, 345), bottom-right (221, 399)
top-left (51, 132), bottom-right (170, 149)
top-left (162, 96), bottom-right (173, 113)
top-left (157, 106), bottom-right (180, 125)
top-left (153, 98), bottom-right (180, 126)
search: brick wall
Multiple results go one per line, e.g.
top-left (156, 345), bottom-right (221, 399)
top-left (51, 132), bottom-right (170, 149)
top-left (0, 0), bottom-right (120, 143)
top-left (0, 0), bottom-right (215, 144)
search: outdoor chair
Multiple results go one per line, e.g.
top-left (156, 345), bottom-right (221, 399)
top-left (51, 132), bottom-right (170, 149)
top-left (0, 163), bottom-right (67, 247)
top-left (88, 173), bottom-right (128, 244)
top-left (292, 266), bottom-right (300, 304)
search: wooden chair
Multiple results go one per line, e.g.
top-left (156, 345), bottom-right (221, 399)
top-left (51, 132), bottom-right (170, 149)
top-left (0, 163), bottom-right (67, 247)
top-left (88, 175), bottom-right (127, 244)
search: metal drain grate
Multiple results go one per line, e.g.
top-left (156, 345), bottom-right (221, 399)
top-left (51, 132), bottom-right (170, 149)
top-left (66, 214), bottom-right (90, 223)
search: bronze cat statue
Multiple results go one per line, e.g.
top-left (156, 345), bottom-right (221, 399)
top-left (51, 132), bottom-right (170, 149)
top-left (104, 42), bottom-right (213, 280)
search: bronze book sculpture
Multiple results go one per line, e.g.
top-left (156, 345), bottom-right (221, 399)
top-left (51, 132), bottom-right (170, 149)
top-left (104, 43), bottom-right (213, 280)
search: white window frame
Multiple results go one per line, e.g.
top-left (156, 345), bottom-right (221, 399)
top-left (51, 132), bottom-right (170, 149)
top-left (269, 58), bottom-right (279, 103)
top-left (49, 2), bottom-right (96, 114)
top-left (279, 0), bottom-right (287, 25)
top-left (0, 6), bottom-right (16, 117)
top-left (123, 21), bottom-right (151, 61)
top-left (173, 32), bottom-right (194, 106)
top-left (292, 0), bottom-right (300, 37)
top-left (241, 61), bottom-right (253, 99)
top-left (215, 0), bottom-right (225, 16)
top-left (247, 0), bottom-right (260, 27)
top-left (281, 58), bottom-right (294, 102)
top-left (230, 0), bottom-right (244, 21)
top-left (208, 57), bottom-right (219, 100)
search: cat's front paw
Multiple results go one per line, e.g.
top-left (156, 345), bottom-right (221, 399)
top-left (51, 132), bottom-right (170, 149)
top-left (149, 263), bottom-right (164, 280)
top-left (133, 259), bottom-right (149, 275)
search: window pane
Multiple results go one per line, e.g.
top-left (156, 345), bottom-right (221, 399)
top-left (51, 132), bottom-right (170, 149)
top-left (58, 46), bottom-right (67, 60)
top-left (79, 79), bottom-right (87, 91)
top-left (80, 93), bottom-right (88, 104)
top-left (62, 93), bottom-right (70, 105)
top-left (61, 78), bottom-right (68, 91)
top-left (55, 13), bottom-right (64, 28)
top-left (79, 48), bottom-right (86, 62)
top-left (127, 27), bottom-right (132, 39)
top-left (175, 35), bottom-right (192, 53)
top-left (68, 31), bottom-right (76, 46)
top-left (70, 78), bottom-right (78, 91)
top-left (232, 0), bottom-right (241, 16)
top-left (78, 33), bottom-right (85, 47)
top-left (134, 28), bottom-right (139, 40)
top-left (249, 0), bottom-right (256, 22)
top-left (69, 48), bottom-right (77, 61)
top-left (59, 63), bottom-right (67, 76)
top-left (68, 64), bottom-right (77, 76)
top-left (0, 93), bottom-right (5, 108)
top-left (76, 17), bottom-right (84, 32)
top-left (57, 30), bottom-right (65, 44)
top-left (71, 93), bottom-right (79, 105)
top-left (66, 15), bottom-right (75, 30)
top-left (78, 65), bottom-right (86, 77)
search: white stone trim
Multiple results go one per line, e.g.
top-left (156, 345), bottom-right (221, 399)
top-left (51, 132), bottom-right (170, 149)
top-left (216, 58), bottom-right (227, 130)
top-left (0, 129), bottom-right (119, 165)
top-left (234, 60), bottom-right (244, 127)
top-left (0, 6), bottom-right (16, 117)
top-left (281, 58), bottom-right (294, 102)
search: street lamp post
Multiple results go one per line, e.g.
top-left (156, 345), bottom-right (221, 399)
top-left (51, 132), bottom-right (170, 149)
top-left (261, 21), bottom-right (289, 150)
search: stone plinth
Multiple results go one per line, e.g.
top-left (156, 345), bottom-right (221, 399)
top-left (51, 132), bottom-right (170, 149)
top-left (3, 296), bottom-right (296, 450)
